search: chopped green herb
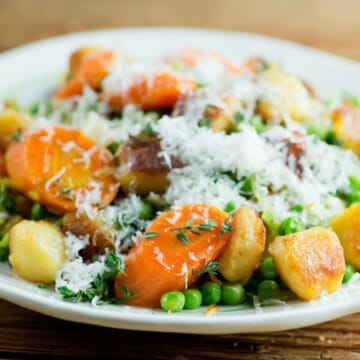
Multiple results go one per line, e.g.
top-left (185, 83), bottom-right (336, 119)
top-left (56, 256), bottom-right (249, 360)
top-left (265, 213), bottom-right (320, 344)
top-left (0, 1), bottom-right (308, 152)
top-left (58, 253), bottom-right (136, 305)
top-left (107, 142), bottom-right (120, 155)
top-left (143, 232), bottom-right (160, 239)
top-left (37, 283), bottom-right (50, 289)
top-left (192, 258), bottom-right (221, 277)
top-left (198, 118), bottom-right (212, 128)
top-left (219, 217), bottom-right (235, 239)
top-left (13, 128), bottom-right (22, 141)
top-left (96, 201), bottom-right (104, 207)
top-left (170, 218), bottom-right (219, 245)
top-left (196, 82), bottom-right (209, 88)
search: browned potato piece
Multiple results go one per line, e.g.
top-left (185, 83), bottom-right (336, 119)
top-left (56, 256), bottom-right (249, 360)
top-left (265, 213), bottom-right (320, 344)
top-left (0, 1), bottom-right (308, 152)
top-left (203, 104), bottom-right (233, 133)
top-left (269, 227), bottom-right (345, 301)
top-left (219, 206), bottom-right (266, 284)
top-left (331, 203), bottom-right (360, 270)
top-left (9, 220), bottom-right (67, 283)
top-left (116, 134), bottom-right (183, 196)
top-left (256, 63), bottom-right (315, 123)
top-left (332, 101), bottom-right (360, 157)
top-left (63, 211), bottom-right (114, 259)
top-left (0, 109), bottom-right (33, 150)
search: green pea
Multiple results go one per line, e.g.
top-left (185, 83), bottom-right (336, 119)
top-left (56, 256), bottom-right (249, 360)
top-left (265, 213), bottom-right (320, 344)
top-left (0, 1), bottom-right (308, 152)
top-left (221, 283), bottom-right (245, 305)
top-left (348, 190), bottom-right (360, 205)
top-left (245, 275), bottom-right (263, 292)
top-left (31, 203), bottom-right (47, 220)
top-left (224, 201), bottom-right (236, 213)
top-left (144, 111), bottom-right (160, 123)
top-left (183, 289), bottom-right (203, 309)
top-left (139, 200), bottom-right (155, 220)
top-left (278, 278), bottom-right (289, 289)
top-left (279, 217), bottom-right (302, 236)
top-left (260, 257), bottom-right (277, 280)
top-left (290, 204), bottom-right (303, 212)
top-left (257, 280), bottom-right (280, 300)
top-left (240, 176), bottom-right (255, 194)
top-left (201, 281), bottom-right (222, 305)
top-left (326, 130), bottom-right (342, 146)
top-left (307, 123), bottom-right (328, 141)
top-left (160, 291), bottom-right (185, 313)
top-left (249, 115), bottom-right (268, 133)
top-left (30, 102), bottom-right (51, 116)
top-left (349, 175), bottom-right (360, 191)
top-left (343, 264), bottom-right (356, 283)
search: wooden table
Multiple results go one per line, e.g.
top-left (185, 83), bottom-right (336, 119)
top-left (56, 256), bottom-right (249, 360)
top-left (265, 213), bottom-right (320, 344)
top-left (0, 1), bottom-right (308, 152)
top-left (0, 0), bottom-right (360, 358)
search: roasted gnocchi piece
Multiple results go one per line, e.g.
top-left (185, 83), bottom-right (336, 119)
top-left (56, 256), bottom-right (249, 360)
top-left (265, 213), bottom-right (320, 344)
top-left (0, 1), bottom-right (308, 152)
top-left (219, 206), bottom-right (266, 284)
top-left (9, 220), bottom-right (67, 283)
top-left (331, 203), bottom-right (360, 270)
top-left (332, 101), bottom-right (360, 157)
top-left (63, 211), bottom-right (114, 260)
top-left (116, 134), bottom-right (183, 195)
top-left (269, 227), bottom-right (345, 301)
top-left (256, 63), bottom-right (315, 123)
top-left (0, 109), bottom-right (33, 150)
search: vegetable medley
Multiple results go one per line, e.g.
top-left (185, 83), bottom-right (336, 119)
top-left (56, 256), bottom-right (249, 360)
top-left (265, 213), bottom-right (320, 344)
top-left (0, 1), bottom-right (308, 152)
top-left (1, 46), bottom-right (360, 313)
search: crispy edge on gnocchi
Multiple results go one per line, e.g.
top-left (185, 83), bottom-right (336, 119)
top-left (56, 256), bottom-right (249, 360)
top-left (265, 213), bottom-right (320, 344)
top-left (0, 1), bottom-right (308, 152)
top-left (62, 211), bottom-right (114, 260)
top-left (218, 206), bottom-right (266, 284)
top-left (9, 220), bottom-right (67, 283)
top-left (331, 203), bottom-right (360, 270)
top-left (116, 134), bottom-right (183, 196)
top-left (332, 101), bottom-right (360, 157)
top-left (269, 227), bottom-right (345, 301)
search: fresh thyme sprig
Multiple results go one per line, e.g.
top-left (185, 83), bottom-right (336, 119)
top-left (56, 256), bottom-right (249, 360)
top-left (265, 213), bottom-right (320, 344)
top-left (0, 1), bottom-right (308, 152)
top-left (192, 258), bottom-right (221, 277)
top-left (220, 217), bottom-right (235, 238)
top-left (58, 253), bottom-right (137, 305)
top-left (170, 218), bottom-right (218, 245)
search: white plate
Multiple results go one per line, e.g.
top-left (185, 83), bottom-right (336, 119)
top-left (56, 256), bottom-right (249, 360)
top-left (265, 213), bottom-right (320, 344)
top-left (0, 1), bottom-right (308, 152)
top-left (0, 28), bottom-right (359, 334)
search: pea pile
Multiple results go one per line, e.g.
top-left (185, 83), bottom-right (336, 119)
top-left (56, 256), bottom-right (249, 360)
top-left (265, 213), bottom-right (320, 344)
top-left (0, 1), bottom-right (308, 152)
top-left (160, 255), bottom-right (356, 313)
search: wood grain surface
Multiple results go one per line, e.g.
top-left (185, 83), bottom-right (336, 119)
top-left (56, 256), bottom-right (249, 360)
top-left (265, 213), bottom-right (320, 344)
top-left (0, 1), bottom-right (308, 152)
top-left (0, 0), bottom-right (360, 359)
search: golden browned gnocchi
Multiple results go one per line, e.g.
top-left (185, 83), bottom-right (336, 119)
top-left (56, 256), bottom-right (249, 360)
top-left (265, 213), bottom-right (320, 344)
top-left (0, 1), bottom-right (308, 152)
top-left (332, 101), bottom-right (360, 157)
top-left (257, 63), bottom-right (315, 123)
top-left (116, 134), bottom-right (183, 195)
top-left (269, 227), bottom-right (345, 301)
top-left (331, 203), bottom-right (360, 270)
top-left (0, 109), bottom-right (33, 150)
top-left (9, 220), bottom-right (67, 283)
top-left (63, 211), bottom-right (114, 260)
top-left (219, 206), bottom-right (266, 284)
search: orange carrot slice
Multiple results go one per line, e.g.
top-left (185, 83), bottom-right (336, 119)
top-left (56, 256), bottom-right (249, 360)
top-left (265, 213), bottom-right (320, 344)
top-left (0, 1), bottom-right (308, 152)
top-left (54, 50), bottom-right (117, 99)
top-left (101, 72), bottom-right (196, 110)
top-left (115, 204), bottom-right (232, 308)
top-left (5, 125), bottom-right (119, 212)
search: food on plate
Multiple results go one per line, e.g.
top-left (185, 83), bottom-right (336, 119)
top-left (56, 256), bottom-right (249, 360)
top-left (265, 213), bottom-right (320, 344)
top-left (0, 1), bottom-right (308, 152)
top-left (9, 220), bottom-right (67, 283)
top-left (0, 45), bottom-right (359, 312)
top-left (269, 227), bottom-right (345, 301)
top-left (218, 206), bottom-right (265, 284)
top-left (331, 203), bottom-right (360, 270)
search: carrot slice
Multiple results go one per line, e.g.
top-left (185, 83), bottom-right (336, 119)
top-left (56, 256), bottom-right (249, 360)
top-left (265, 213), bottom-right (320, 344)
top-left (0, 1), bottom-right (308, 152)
top-left (174, 48), bottom-right (255, 75)
top-left (101, 72), bottom-right (196, 110)
top-left (5, 125), bottom-right (119, 212)
top-left (115, 204), bottom-right (232, 308)
top-left (54, 50), bottom-right (117, 99)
